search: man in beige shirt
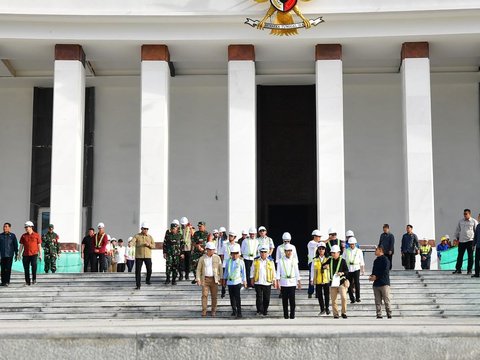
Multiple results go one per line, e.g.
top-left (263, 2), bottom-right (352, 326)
top-left (196, 242), bottom-right (223, 317)
top-left (131, 222), bottom-right (155, 290)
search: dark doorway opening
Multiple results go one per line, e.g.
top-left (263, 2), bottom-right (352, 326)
top-left (257, 85), bottom-right (317, 269)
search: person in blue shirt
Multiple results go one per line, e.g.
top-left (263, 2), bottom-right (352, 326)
top-left (222, 244), bottom-right (247, 318)
top-left (401, 225), bottom-right (419, 270)
top-left (0, 222), bottom-right (19, 286)
top-left (436, 236), bottom-right (450, 262)
top-left (369, 246), bottom-right (392, 319)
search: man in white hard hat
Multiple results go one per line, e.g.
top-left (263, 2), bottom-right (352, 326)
top-left (310, 242), bottom-right (331, 315)
top-left (327, 245), bottom-right (349, 319)
top-left (223, 243), bottom-right (247, 319)
top-left (307, 230), bottom-right (322, 298)
top-left (256, 226), bottom-right (274, 256)
top-left (179, 217), bottom-right (194, 281)
top-left (241, 227), bottom-right (259, 289)
top-left (276, 243), bottom-right (301, 319)
top-left (250, 245), bottom-right (276, 316)
top-left (196, 241), bottom-right (223, 317)
top-left (326, 228), bottom-right (342, 255)
top-left (130, 221), bottom-right (155, 290)
top-left (93, 222), bottom-right (109, 272)
top-left (221, 231), bottom-right (239, 297)
top-left (343, 237), bottom-right (365, 304)
top-left (275, 232), bottom-right (298, 264)
top-left (18, 221), bottom-right (42, 286)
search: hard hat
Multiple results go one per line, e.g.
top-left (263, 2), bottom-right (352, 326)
top-left (444, 234), bottom-right (450, 239)
top-left (127, 237), bottom-right (133, 242)
top-left (228, 231), bottom-right (237, 237)
top-left (284, 243), bottom-right (294, 251)
top-left (172, 219), bottom-right (180, 226)
top-left (219, 226), bottom-right (226, 233)
top-left (328, 227), bottom-right (337, 235)
top-left (213, 229), bottom-right (219, 234)
top-left (318, 242), bottom-right (326, 248)
top-left (441, 236), bottom-right (447, 241)
top-left (345, 230), bottom-right (355, 237)
top-left (282, 232), bottom-right (292, 241)
top-left (330, 245), bottom-right (341, 253)
top-left (140, 221), bottom-right (148, 229)
top-left (258, 226), bottom-right (267, 231)
top-left (230, 244), bottom-right (241, 253)
top-left (242, 229), bottom-right (248, 235)
top-left (348, 237), bottom-right (357, 244)
top-left (111, 237), bottom-right (117, 241)
top-left (259, 245), bottom-right (269, 252)
top-left (180, 217), bottom-right (189, 225)
top-left (249, 227), bottom-right (257, 234)
top-left (205, 242), bottom-right (216, 250)
top-left (311, 229), bottom-right (322, 237)
top-left (97, 222), bottom-right (105, 229)
top-left (24, 221), bottom-right (34, 227)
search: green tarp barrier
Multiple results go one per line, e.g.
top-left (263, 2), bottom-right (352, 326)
top-left (439, 246), bottom-right (476, 270)
top-left (12, 252), bottom-right (82, 273)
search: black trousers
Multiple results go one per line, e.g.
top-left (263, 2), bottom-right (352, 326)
top-left (135, 258), bottom-right (152, 288)
top-left (403, 253), bottom-right (416, 270)
top-left (126, 259), bottom-right (135, 272)
top-left (22, 255), bottom-right (38, 285)
top-left (281, 286), bottom-right (296, 319)
top-left (420, 256), bottom-right (431, 270)
top-left (474, 248), bottom-right (480, 276)
top-left (315, 284), bottom-right (330, 312)
top-left (181, 251), bottom-right (191, 278)
top-left (347, 270), bottom-right (361, 301)
top-left (117, 263), bottom-right (126, 272)
top-left (228, 284), bottom-right (242, 315)
top-left (83, 253), bottom-right (93, 272)
top-left (244, 260), bottom-right (253, 288)
top-left (385, 254), bottom-right (393, 270)
top-left (0, 257), bottom-right (14, 285)
top-left (456, 241), bottom-right (474, 272)
top-left (254, 284), bottom-right (271, 314)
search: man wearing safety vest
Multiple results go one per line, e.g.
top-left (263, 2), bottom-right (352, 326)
top-left (250, 244), bottom-right (276, 316)
top-left (276, 241), bottom-right (301, 319)
top-left (223, 243), bottom-right (247, 319)
top-left (327, 244), bottom-right (349, 319)
top-left (241, 227), bottom-right (259, 289)
top-left (419, 238), bottom-right (432, 270)
top-left (342, 237), bottom-right (365, 304)
top-left (307, 230), bottom-right (323, 299)
top-left (310, 242), bottom-right (330, 315)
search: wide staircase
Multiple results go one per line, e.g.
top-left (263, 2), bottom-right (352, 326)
top-left (0, 270), bottom-right (479, 320)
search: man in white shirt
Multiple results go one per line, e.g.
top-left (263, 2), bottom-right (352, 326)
top-left (196, 242), bottom-right (223, 317)
top-left (342, 237), bottom-right (365, 303)
top-left (115, 239), bottom-right (126, 272)
top-left (256, 226), bottom-right (275, 256)
top-left (453, 208), bottom-right (478, 274)
top-left (276, 243), bottom-right (301, 319)
top-left (307, 230), bottom-right (322, 298)
top-left (221, 231), bottom-right (239, 298)
top-left (275, 232), bottom-right (298, 263)
top-left (223, 244), bottom-right (247, 319)
top-left (241, 227), bottom-right (258, 289)
top-left (250, 245), bottom-right (276, 316)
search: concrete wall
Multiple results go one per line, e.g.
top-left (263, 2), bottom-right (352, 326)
top-left (0, 87), bottom-right (32, 234)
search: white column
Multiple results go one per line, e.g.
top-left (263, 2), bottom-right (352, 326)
top-left (228, 45), bottom-right (256, 233)
top-left (315, 45), bottom-right (345, 238)
top-left (139, 46), bottom-right (170, 244)
top-left (401, 42), bottom-right (435, 239)
top-left (50, 45), bottom-right (86, 246)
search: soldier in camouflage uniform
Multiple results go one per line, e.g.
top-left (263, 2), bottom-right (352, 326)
top-left (190, 221), bottom-right (209, 284)
top-left (163, 222), bottom-right (185, 285)
top-left (42, 224), bottom-right (60, 273)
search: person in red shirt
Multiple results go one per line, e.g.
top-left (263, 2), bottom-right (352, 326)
top-left (92, 222), bottom-right (109, 272)
top-left (18, 221), bottom-right (42, 286)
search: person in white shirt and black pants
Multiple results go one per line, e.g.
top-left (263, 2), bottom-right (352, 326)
top-left (223, 243), bottom-right (247, 319)
top-left (241, 227), bottom-right (259, 289)
top-left (250, 245), bottom-right (276, 316)
top-left (276, 241), bottom-right (301, 319)
top-left (343, 237), bottom-right (365, 303)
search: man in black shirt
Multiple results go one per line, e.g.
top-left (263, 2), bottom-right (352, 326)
top-left (81, 228), bottom-right (95, 272)
top-left (369, 246), bottom-right (392, 319)
top-left (378, 224), bottom-right (395, 270)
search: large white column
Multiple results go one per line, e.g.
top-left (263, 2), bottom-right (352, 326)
top-left (50, 44), bottom-right (86, 246)
top-left (401, 42), bottom-right (435, 239)
top-left (139, 45), bottom-right (170, 243)
top-left (228, 45), bottom-right (256, 233)
top-left (315, 44), bottom-right (345, 238)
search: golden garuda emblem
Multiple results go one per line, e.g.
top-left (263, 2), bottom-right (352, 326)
top-left (245, 0), bottom-right (324, 36)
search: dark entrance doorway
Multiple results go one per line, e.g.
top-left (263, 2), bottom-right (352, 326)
top-left (257, 85), bottom-right (317, 269)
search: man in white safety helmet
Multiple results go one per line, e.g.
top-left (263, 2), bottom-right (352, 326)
top-left (256, 226), bottom-right (274, 256)
top-left (342, 237), bottom-right (365, 304)
top-left (276, 243), bottom-right (301, 319)
top-left (130, 221), bottom-right (155, 290)
top-left (250, 244), bottom-right (276, 316)
top-left (196, 241), bottom-right (223, 317)
top-left (275, 232), bottom-right (298, 264)
top-left (222, 243), bottom-right (247, 318)
top-left (326, 228), bottom-right (342, 255)
top-left (328, 244), bottom-right (349, 319)
top-left (179, 216), bottom-right (194, 281)
top-left (241, 227), bottom-right (259, 289)
top-left (307, 230), bottom-right (323, 298)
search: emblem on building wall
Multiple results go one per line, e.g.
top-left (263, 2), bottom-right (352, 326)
top-left (245, 0), bottom-right (324, 36)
